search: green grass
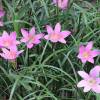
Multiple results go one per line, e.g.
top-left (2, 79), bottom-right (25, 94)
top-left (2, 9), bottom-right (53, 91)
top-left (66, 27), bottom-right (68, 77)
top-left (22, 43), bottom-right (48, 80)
top-left (0, 0), bottom-right (100, 99)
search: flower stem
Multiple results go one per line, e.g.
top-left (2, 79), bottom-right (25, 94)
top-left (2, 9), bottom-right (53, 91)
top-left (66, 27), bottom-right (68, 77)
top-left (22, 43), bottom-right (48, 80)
top-left (96, 94), bottom-right (100, 100)
top-left (39, 40), bottom-right (49, 63)
top-left (10, 60), bottom-right (17, 69)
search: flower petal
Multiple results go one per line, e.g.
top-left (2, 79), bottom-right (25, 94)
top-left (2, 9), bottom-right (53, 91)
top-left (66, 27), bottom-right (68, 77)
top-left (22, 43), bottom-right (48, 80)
top-left (33, 39), bottom-right (41, 44)
top-left (86, 41), bottom-right (93, 50)
top-left (78, 71), bottom-right (89, 79)
top-left (92, 85), bottom-right (100, 93)
top-left (77, 54), bottom-right (82, 59)
top-left (81, 58), bottom-right (87, 64)
top-left (9, 45), bottom-right (18, 51)
top-left (0, 53), bottom-right (7, 59)
top-left (46, 25), bottom-right (53, 34)
top-left (2, 48), bottom-right (9, 54)
top-left (17, 50), bottom-right (24, 55)
top-left (10, 32), bottom-right (17, 40)
top-left (2, 31), bottom-right (9, 38)
top-left (96, 78), bottom-right (100, 84)
top-left (21, 28), bottom-right (28, 37)
top-left (83, 86), bottom-right (91, 92)
top-left (35, 33), bottom-right (44, 39)
top-left (91, 50), bottom-right (99, 57)
top-left (50, 38), bottom-right (58, 42)
top-left (90, 66), bottom-right (100, 78)
top-left (88, 58), bottom-right (94, 64)
top-left (20, 38), bottom-right (28, 43)
top-left (77, 80), bottom-right (87, 87)
top-left (53, 0), bottom-right (57, 3)
top-left (54, 23), bottom-right (61, 33)
top-left (62, 0), bottom-right (69, 8)
top-left (60, 31), bottom-right (71, 38)
top-left (44, 35), bottom-right (49, 40)
top-left (16, 41), bottom-right (20, 45)
top-left (29, 27), bottom-right (35, 35)
top-left (79, 46), bottom-right (85, 53)
top-left (59, 39), bottom-right (66, 44)
top-left (0, 10), bottom-right (5, 18)
top-left (27, 43), bottom-right (33, 49)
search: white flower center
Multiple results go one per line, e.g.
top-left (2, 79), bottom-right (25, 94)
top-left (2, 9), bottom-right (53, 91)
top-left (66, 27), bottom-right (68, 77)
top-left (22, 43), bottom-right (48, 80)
top-left (28, 35), bottom-right (35, 43)
top-left (50, 33), bottom-right (60, 40)
top-left (88, 78), bottom-right (96, 86)
top-left (83, 52), bottom-right (89, 58)
top-left (3, 39), bottom-right (12, 47)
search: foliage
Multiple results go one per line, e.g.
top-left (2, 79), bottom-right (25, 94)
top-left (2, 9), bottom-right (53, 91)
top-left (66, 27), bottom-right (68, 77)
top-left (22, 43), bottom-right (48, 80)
top-left (0, 0), bottom-right (100, 100)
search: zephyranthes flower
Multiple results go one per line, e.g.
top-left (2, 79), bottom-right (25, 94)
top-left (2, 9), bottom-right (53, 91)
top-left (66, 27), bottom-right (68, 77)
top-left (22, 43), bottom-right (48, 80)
top-left (77, 41), bottom-right (99, 64)
top-left (44, 23), bottom-right (71, 43)
top-left (0, 48), bottom-right (23, 60)
top-left (0, 31), bottom-right (20, 50)
top-left (53, 0), bottom-right (69, 10)
top-left (77, 66), bottom-right (100, 93)
top-left (21, 27), bottom-right (44, 49)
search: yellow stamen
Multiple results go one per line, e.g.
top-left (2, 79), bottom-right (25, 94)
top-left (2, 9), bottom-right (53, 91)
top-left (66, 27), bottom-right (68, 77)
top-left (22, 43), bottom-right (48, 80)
top-left (88, 78), bottom-right (96, 86)
top-left (83, 52), bottom-right (89, 58)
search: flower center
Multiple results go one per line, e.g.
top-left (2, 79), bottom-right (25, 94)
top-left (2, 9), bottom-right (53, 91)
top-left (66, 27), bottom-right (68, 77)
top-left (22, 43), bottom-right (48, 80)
top-left (88, 78), bottom-right (96, 86)
top-left (9, 51), bottom-right (17, 58)
top-left (3, 40), bottom-right (12, 47)
top-left (50, 33), bottom-right (60, 40)
top-left (28, 35), bottom-right (35, 43)
top-left (83, 52), bottom-right (89, 58)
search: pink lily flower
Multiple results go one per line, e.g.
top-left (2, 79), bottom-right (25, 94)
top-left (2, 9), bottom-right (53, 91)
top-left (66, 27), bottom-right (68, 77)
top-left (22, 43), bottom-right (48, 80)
top-left (77, 66), bottom-right (100, 93)
top-left (0, 31), bottom-right (20, 49)
top-left (77, 41), bottom-right (99, 64)
top-left (53, 0), bottom-right (69, 10)
top-left (44, 23), bottom-right (71, 43)
top-left (20, 27), bottom-right (44, 49)
top-left (0, 10), bottom-right (5, 26)
top-left (0, 48), bottom-right (23, 60)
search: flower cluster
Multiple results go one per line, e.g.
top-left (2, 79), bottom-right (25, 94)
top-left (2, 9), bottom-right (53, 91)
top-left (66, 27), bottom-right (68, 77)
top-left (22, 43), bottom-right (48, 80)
top-left (77, 42), bottom-right (100, 93)
top-left (1, 0), bottom-right (100, 95)
top-left (0, 31), bottom-right (23, 60)
top-left (0, 23), bottom-right (71, 60)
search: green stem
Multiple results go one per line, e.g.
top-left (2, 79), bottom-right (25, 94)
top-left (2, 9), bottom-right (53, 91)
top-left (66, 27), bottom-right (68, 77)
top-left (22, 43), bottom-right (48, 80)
top-left (41, 0), bottom-right (49, 18)
top-left (96, 94), bottom-right (100, 100)
top-left (9, 60), bottom-right (17, 69)
top-left (39, 41), bottom-right (49, 64)
top-left (24, 47), bottom-right (29, 66)
top-left (13, 13), bottom-right (19, 36)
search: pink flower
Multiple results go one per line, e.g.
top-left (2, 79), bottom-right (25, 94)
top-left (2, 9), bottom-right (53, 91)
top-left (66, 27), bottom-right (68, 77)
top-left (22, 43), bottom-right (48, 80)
top-left (77, 42), bottom-right (99, 64)
top-left (53, 0), bottom-right (69, 10)
top-left (20, 27), bottom-right (44, 49)
top-left (44, 23), bottom-right (71, 43)
top-left (0, 31), bottom-right (20, 49)
top-left (0, 10), bottom-right (5, 18)
top-left (0, 10), bottom-right (5, 26)
top-left (0, 48), bottom-right (23, 60)
top-left (77, 66), bottom-right (100, 93)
